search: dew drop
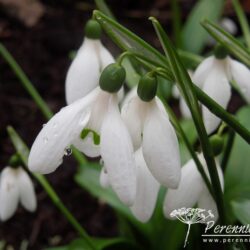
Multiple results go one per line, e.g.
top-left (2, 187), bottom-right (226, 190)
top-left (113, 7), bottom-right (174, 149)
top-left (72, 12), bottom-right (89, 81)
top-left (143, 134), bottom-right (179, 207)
top-left (64, 147), bottom-right (72, 156)
top-left (99, 158), bottom-right (104, 166)
top-left (42, 123), bottom-right (47, 127)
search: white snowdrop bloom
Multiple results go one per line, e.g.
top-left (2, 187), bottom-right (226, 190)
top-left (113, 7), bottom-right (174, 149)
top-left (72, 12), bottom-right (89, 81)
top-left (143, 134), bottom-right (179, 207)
top-left (193, 54), bottom-right (250, 134)
top-left (29, 88), bottom-right (136, 206)
top-left (0, 166), bottom-right (36, 221)
top-left (122, 96), bottom-right (181, 188)
top-left (220, 18), bottom-right (237, 35)
top-left (66, 21), bottom-right (114, 105)
top-left (163, 154), bottom-right (224, 222)
top-left (172, 70), bottom-right (193, 119)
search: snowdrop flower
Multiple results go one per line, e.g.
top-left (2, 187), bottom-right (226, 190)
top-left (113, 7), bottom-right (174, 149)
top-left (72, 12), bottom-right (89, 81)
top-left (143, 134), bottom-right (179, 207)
top-left (163, 154), bottom-right (224, 221)
top-left (172, 70), bottom-right (193, 119)
top-left (0, 166), bottom-right (36, 221)
top-left (100, 148), bottom-right (160, 223)
top-left (29, 63), bottom-right (137, 206)
top-left (122, 73), bottom-right (181, 188)
top-left (66, 19), bottom-right (114, 104)
top-left (192, 46), bottom-right (250, 134)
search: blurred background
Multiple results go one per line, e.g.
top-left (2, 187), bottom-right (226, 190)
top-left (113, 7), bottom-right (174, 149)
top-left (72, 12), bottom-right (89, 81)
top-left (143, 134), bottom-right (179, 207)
top-left (0, 0), bottom-right (249, 249)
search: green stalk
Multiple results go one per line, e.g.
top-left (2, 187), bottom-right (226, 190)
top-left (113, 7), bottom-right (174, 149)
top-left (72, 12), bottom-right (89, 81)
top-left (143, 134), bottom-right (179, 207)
top-left (0, 43), bottom-right (86, 165)
top-left (232, 0), bottom-right (250, 49)
top-left (221, 129), bottom-right (235, 172)
top-left (7, 126), bottom-right (97, 250)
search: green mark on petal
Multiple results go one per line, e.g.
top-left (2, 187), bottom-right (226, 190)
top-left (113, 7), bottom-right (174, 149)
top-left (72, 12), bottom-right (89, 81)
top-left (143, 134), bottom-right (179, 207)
top-left (81, 128), bottom-right (100, 145)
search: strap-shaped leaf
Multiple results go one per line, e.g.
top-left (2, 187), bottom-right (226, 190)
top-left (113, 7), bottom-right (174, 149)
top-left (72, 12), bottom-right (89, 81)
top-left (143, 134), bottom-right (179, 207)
top-left (149, 17), bottom-right (225, 223)
top-left (201, 19), bottom-right (250, 67)
top-left (181, 0), bottom-right (224, 53)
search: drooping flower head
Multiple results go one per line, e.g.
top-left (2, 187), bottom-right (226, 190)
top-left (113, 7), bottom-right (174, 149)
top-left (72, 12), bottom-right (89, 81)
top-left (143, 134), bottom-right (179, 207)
top-left (164, 153), bottom-right (224, 222)
top-left (65, 19), bottom-right (114, 104)
top-left (29, 62), bottom-right (137, 206)
top-left (192, 45), bottom-right (250, 134)
top-left (122, 72), bottom-right (181, 189)
top-left (0, 166), bottom-right (36, 221)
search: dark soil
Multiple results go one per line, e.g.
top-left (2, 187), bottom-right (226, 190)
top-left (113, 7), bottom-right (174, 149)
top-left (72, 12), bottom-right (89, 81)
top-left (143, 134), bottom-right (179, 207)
top-left (0, 0), bottom-right (249, 249)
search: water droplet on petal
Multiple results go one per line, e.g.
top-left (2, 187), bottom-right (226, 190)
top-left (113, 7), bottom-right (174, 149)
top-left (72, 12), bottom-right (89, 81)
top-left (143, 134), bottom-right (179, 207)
top-left (42, 123), bottom-right (47, 128)
top-left (64, 147), bottom-right (72, 156)
top-left (104, 167), bottom-right (108, 174)
top-left (99, 158), bottom-right (104, 166)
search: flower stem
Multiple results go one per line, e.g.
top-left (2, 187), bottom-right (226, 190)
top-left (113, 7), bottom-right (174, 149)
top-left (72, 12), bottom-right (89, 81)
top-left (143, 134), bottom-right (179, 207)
top-left (221, 129), bottom-right (235, 172)
top-left (33, 174), bottom-right (97, 250)
top-left (0, 43), bottom-right (87, 165)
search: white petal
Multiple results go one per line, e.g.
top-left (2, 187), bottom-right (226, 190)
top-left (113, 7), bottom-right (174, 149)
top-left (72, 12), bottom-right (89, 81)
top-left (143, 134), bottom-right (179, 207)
top-left (100, 95), bottom-right (136, 206)
top-left (163, 158), bottom-right (204, 219)
top-left (100, 167), bottom-right (110, 188)
top-left (192, 56), bottom-right (215, 87)
top-left (142, 101), bottom-right (181, 188)
top-left (65, 38), bottom-right (101, 104)
top-left (180, 97), bottom-right (192, 119)
top-left (98, 42), bottom-right (115, 69)
top-left (121, 96), bottom-right (147, 150)
top-left (0, 167), bottom-right (19, 221)
top-left (130, 148), bottom-right (160, 222)
top-left (230, 59), bottom-right (250, 103)
top-left (202, 69), bottom-right (231, 134)
top-left (17, 167), bottom-right (37, 212)
top-left (28, 88), bottom-right (99, 174)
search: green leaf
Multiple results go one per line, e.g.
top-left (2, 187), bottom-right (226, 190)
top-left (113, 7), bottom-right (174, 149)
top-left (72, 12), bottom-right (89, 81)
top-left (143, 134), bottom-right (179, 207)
top-left (93, 11), bottom-right (168, 68)
top-left (94, 0), bottom-right (115, 20)
top-left (46, 237), bottom-right (137, 250)
top-left (150, 17), bottom-right (225, 221)
top-left (181, 0), bottom-right (224, 53)
top-left (231, 199), bottom-right (250, 225)
top-left (225, 106), bottom-right (250, 200)
top-left (232, 0), bottom-right (250, 49)
top-left (201, 19), bottom-right (250, 67)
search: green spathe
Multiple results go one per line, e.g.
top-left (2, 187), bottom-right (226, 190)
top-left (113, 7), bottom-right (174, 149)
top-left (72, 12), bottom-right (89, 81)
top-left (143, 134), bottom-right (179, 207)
top-left (85, 19), bottom-right (102, 39)
top-left (209, 134), bottom-right (224, 156)
top-left (99, 63), bottom-right (126, 93)
top-left (137, 73), bottom-right (158, 102)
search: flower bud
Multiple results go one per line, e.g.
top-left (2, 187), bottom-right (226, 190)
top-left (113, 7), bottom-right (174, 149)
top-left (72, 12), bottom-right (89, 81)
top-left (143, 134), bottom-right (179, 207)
top-left (99, 63), bottom-right (126, 93)
top-left (137, 73), bottom-right (157, 102)
top-left (214, 45), bottom-right (228, 59)
top-left (209, 134), bottom-right (224, 156)
top-left (85, 20), bottom-right (102, 39)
